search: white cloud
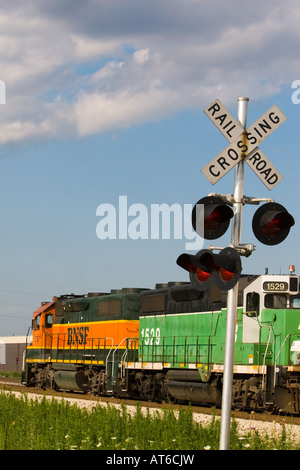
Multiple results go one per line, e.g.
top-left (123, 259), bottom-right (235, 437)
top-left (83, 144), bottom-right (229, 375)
top-left (133, 48), bottom-right (150, 65)
top-left (71, 35), bottom-right (122, 60)
top-left (0, 0), bottom-right (299, 144)
top-left (74, 87), bottom-right (181, 136)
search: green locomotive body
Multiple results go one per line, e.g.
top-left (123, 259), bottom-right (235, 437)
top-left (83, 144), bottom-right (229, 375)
top-left (132, 274), bottom-right (300, 411)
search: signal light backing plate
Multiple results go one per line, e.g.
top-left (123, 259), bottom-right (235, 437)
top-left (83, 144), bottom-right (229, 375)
top-left (252, 202), bottom-right (295, 246)
top-left (192, 196), bottom-right (233, 240)
top-left (214, 247), bottom-right (242, 291)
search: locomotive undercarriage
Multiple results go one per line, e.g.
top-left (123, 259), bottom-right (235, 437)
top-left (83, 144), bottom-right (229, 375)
top-left (23, 362), bottom-right (300, 414)
top-left (231, 370), bottom-right (300, 414)
top-left (274, 370), bottom-right (300, 414)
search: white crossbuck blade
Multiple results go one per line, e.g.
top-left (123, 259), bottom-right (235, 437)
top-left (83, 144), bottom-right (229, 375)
top-left (201, 99), bottom-right (286, 190)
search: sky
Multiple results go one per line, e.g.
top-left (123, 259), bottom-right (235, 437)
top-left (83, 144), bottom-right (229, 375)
top-left (0, 0), bottom-right (299, 335)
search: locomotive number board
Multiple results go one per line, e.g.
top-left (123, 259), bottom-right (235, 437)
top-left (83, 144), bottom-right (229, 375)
top-left (263, 281), bottom-right (288, 292)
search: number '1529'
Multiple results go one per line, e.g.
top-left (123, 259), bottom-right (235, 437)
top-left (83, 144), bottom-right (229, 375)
top-left (141, 328), bottom-right (160, 345)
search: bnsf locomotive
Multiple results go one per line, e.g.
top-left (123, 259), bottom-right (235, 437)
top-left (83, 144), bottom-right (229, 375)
top-left (22, 271), bottom-right (300, 413)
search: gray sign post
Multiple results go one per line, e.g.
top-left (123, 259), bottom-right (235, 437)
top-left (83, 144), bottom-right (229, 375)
top-left (219, 97), bottom-right (248, 450)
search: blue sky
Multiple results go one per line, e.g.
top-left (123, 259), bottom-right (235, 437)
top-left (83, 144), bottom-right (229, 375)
top-left (0, 0), bottom-right (299, 335)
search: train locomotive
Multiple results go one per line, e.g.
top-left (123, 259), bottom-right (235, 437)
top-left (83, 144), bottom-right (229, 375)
top-left (22, 270), bottom-right (300, 413)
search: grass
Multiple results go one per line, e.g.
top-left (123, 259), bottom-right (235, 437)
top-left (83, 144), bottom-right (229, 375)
top-left (0, 391), bottom-right (299, 450)
top-left (0, 370), bottom-right (21, 378)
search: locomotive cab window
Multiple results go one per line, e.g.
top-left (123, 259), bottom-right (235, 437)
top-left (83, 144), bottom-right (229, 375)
top-left (246, 292), bottom-right (260, 317)
top-left (291, 295), bottom-right (300, 308)
top-left (32, 314), bottom-right (41, 330)
top-left (45, 313), bottom-right (53, 328)
top-left (264, 294), bottom-right (287, 309)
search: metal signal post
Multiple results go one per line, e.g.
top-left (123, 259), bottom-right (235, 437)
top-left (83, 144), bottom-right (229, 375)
top-left (219, 97), bottom-right (249, 450)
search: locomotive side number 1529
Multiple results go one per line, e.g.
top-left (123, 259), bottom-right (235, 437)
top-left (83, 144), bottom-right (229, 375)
top-left (141, 328), bottom-right (161, 345)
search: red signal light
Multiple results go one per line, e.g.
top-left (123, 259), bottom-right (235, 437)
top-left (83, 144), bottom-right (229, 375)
top-left (176, 254), bottom-right (200, 274)
top-left (192, 196), bottom-right (233, 240)
top-left (204, 208), bottom-right (224, 230)
top-left (195, 268), bottom-right (211, 282)
top-left (252, 203), bottom-right (294, 245)
top-left (261, 213), bottom-right (293, 236)
top-left (219, 268), bottom-right (235, 282)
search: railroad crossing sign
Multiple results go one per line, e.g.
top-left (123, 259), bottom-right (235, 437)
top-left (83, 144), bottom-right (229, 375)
top-left (201, 99), bottom-right (286, 190)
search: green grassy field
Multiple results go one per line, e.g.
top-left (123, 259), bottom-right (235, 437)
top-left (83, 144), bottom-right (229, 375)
top-left (0, 391), bottom-right (298, 450)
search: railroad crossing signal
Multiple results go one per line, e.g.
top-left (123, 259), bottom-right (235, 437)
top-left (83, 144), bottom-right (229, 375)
top-left (176, 247), bottom-right (241, 292)
top-left (201, 99), bottom-right (285, 190)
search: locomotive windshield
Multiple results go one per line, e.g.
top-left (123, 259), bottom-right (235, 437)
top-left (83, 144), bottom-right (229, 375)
top-left (291, 295), bottom-right (300, 308)
top-left (263, 293), bottom-right (300, 309)
top-left (264, 294), bottom-right (287, 309)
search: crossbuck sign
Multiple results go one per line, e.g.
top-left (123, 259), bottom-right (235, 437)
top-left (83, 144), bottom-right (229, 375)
top-left (201, 99), bottom-right (286, 190)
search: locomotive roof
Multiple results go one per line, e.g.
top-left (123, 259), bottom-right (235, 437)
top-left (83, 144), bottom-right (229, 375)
top-left (32, 301), bottom-right (55, 319)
